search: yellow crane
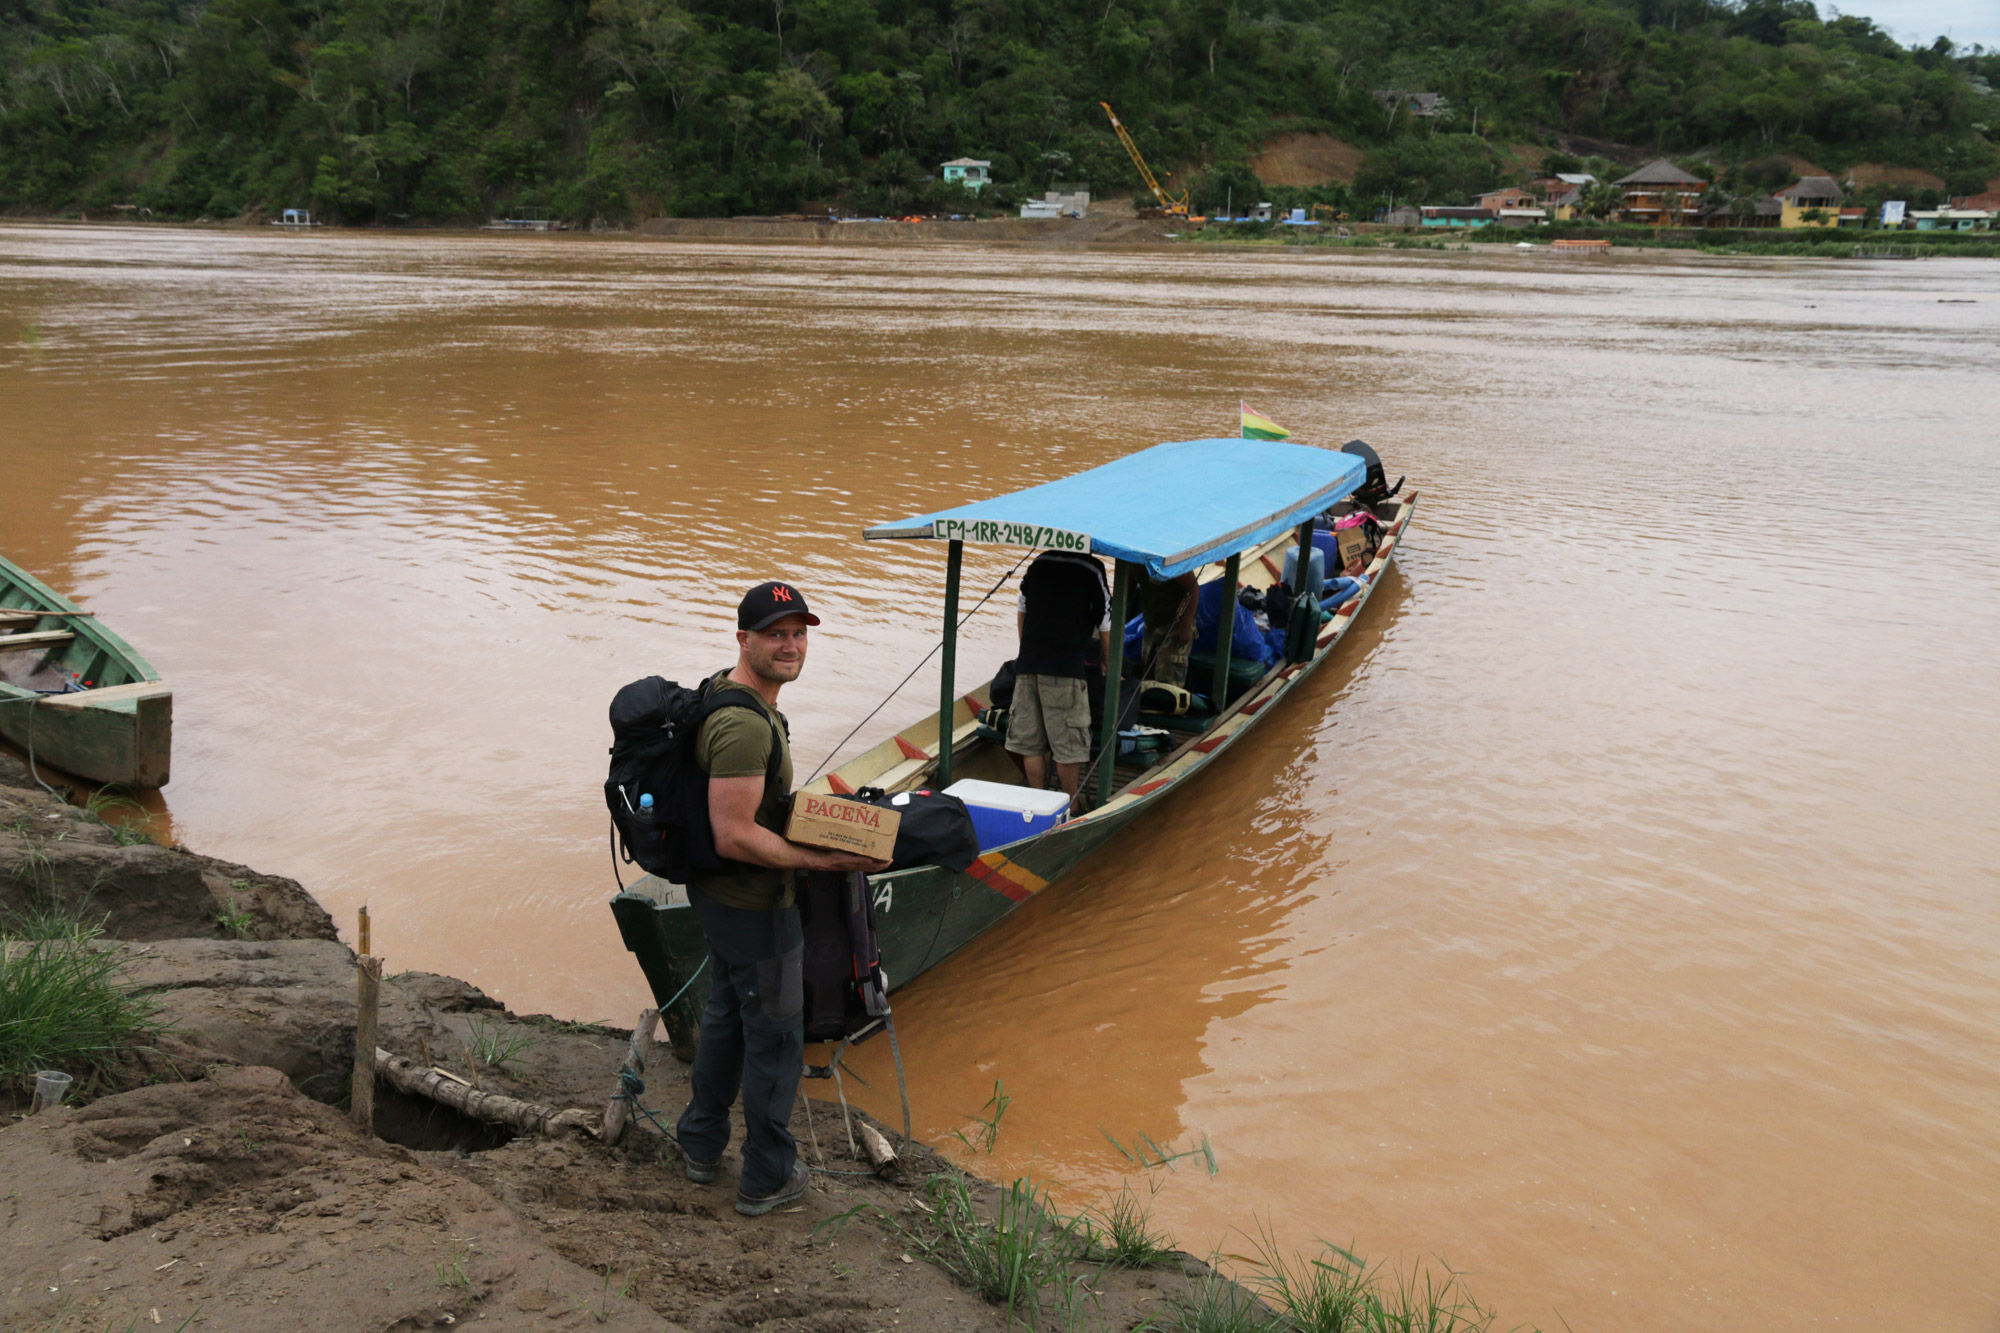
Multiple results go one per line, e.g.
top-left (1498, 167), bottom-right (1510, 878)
top-left (1100, 102), bottom-right (1189, 218)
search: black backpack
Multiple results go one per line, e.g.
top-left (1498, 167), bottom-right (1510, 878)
top-left (605, 673), bottom-right (783, 884)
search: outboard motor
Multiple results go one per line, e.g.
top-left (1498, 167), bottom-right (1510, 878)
top-left (1341, 439), bottom-right (1404, 509)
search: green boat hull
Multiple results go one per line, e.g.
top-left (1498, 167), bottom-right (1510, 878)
top-left (0, 556), bottom-right (171, 788)
top-left (610, 791), bottom-right (1147, 1055)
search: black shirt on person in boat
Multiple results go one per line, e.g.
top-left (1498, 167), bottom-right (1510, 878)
top-left (1014, 551), bottom-right (1110, 680)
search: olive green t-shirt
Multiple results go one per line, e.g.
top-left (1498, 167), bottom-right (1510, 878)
top-left (690, 675), bottom-right (795, 911)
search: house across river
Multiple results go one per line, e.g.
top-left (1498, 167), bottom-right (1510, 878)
top-left (941, 158), bottom-right (991, 192)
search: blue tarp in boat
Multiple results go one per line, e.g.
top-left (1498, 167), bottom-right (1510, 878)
top-left (863, 439), bottom-right (1368, 578)
top-left (1123, 580), bottom-right (1286, 667)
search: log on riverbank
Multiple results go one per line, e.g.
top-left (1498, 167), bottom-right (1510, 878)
top-left (373, 1047), bottom-right (598, 1137)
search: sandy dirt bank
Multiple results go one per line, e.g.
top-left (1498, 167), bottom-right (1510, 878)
top-left (1, 756), bottom-right (1219, 1332)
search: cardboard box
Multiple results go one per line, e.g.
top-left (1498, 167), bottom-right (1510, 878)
top-left (785, 792), bottom-right (900, 861)
top-left (1334, 525), bottom-right (1370, 569)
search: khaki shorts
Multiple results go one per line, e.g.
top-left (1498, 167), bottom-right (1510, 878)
top-left (1005, 673), bottom-right (1092, 765)
top-left (1141, 624), bottom-right (1191, 687)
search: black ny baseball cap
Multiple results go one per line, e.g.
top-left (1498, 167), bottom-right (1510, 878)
top-left (738, 581), bottom-right (821, 631)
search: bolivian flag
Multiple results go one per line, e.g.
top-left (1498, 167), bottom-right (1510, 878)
top-left (1240, 400), bottom-right (1290, 441)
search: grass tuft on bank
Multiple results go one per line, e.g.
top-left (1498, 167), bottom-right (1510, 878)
top-left (1237, 1220), bottom-right (1501, 1333)
top-left (0, 908), bottom-right (161, 1092)
top-left (1161, 1267), bottom-right (1282, 1333)
top-left (912, 1174), bottom-right (1096, 1327)
top-left (821, 1165), bottom-right (1520, 1333)
top-left (1078, 1185), bottom-right (1180, 1269)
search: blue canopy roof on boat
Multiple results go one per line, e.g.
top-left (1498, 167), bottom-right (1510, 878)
top-left (863, 438), bottom-right (1368, 578)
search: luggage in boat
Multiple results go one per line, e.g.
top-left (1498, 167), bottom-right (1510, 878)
top-left (848, 787), bottom-right (982, 872)
top-left (1284, 596), bottom-right (1320, 664)
top-left (1186, 651), bottom-right (1265, 703)
top-left (942, 778), bottom-right (1071, 851)
top-left (1194, 582), bottom-right (1280, 667)
top-left (988, 659), bottom-right (1018, 709)
top-left (1281, 545), bottom-right (1327, 599)
top-left (1117, 726), bottom-right (1172, 760)
top-left (797, 869), bottom-right (890, 1044)
top-left (1139, 681), bottom-right (1193, 716)
top-left (1260, 581), bottom-right (1295, 633)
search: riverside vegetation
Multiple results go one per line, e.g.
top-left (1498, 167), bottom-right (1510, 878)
top-left (828, 1108), bottom-right (1513, 1332)
top-left (0, 0), bottom-right (1995, 224)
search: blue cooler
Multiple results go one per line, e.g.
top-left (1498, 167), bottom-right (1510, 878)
top-left (942, 778), bottom-right (1071, 851)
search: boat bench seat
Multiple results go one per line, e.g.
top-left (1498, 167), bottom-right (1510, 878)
top-left (0, 630), bottom-right (75, 653)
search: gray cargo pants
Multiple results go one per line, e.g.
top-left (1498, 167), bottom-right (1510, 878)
top-left (675, 889), bottom-right (805, 1197)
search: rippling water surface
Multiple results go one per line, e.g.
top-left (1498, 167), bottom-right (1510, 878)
top-left (3, 224), bottom-right (1997, 1331)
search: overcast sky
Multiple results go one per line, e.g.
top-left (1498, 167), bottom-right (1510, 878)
top-left (1827, 0), bottom-right (2000, 50)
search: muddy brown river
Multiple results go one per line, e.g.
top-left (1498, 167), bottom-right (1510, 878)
top-left (3, 224), bottom-right (1997, 1330)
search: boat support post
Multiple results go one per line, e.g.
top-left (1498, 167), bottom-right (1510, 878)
top-left (1098, 560), bottom-right (1131, 806)
top-left (1288, 520), bottom-right (1315, 663)
top-left (938, 538), bottom-right (963, 786)
top-left (1211, 552), bottom-right (1239, 706)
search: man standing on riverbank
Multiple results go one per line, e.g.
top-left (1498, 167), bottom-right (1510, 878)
top-left (676, 581), bottom-right (888, 1216)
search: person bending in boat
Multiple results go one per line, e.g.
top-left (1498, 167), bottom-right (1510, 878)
top-left (676, 580), bottom-right (889, 1217)
top-left (1137, 569), bottom-right (1199, 687)
top-left (1007, 550), bottom-right (1111, 809)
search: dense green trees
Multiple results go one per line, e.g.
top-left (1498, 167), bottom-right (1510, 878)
top-left (0, 0), bottom-right (1992, 221)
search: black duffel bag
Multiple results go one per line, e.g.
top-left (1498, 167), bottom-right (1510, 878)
top-left (851, 787), bottom-right (981, 872)
top-left (988, 659), bottom-right (1018, 710)
top-left (798, 868), bottom-right (890, 1044)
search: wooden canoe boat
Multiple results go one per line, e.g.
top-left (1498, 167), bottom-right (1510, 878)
top-left (611, 438), bottom-right (1415, 1053)
top-left (0, 555), bottom-right (171, 788)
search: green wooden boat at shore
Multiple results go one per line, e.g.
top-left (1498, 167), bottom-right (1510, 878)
top-left (611, 437), bottom-right (1415, 1056)
top-left (0, 555), bottom-right (172, 788)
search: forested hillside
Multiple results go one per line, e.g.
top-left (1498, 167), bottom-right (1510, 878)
top-left (2, 0), bottom-right (1994, 222)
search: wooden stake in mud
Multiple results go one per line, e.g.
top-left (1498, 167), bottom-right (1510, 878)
top-left (352, 956), bottom-right (382, 1133)
top-left (357, 904), bottom-right (371, 956)
top-left (601, 1008), bottom-right (663, 1147)
top-left (351, 906), bottom-right (380, 1135)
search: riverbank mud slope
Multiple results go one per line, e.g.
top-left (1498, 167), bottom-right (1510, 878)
top-left (0, 755), bottom-right (1211, 1332)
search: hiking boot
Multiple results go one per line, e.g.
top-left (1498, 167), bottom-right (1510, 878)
top-left (683, 1153), bottom-right (720, 1185)
top-left (735, 1161), bottom-right (810, 1216)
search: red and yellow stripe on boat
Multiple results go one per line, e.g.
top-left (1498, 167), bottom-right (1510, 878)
top-left (964, 849), bottom-right (1049, 903)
